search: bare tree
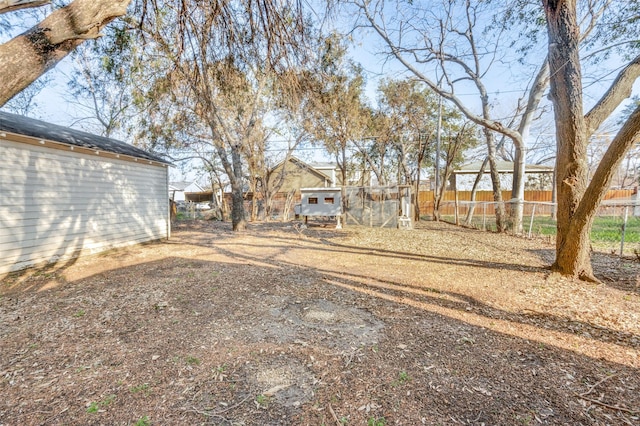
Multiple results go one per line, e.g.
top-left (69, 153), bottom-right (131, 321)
top-left (352, 0), bottom-right (610, 234)
top-left (134, 0), bottom-right (310, 231)
top-left (65, 31), bottom-right (136, 138)
top-left (434, 122), bottom-right (478, 221)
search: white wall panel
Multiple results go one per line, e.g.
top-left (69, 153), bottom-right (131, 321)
top-left (0, 138), bottom-right (169, 275)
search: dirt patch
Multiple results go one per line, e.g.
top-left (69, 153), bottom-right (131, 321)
top-left (1, 220), bottom-right (639, 425)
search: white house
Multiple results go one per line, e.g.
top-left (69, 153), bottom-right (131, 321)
top-left (453, 161), bottom-right (554, 191)
top-left (169, 181), bottom-right (205, 202)
top-left (0, 111), bottom-right (171, 276)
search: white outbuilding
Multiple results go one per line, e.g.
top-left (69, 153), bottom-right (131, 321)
top-left (0, 111), bottom-right (171, 276)
top-left (299, 187), bottom-right (342, 217)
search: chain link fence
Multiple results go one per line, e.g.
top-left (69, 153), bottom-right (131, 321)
top-left (176, 198), bottom-right (298, 222)
top-left (343, 186), bottom-right (404, 228)
top-left (433, 199), bottom-right (640, 257)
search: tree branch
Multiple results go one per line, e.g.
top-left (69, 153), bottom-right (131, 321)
top-left (360, 1), bottom-right (523, 145)
top-left (577, 104), bottom-right (640, 224)
top-left (517, 58), bottom-right (550, 136)
top-left (0, 0), bottom-right (49, 14)
top-left (0, 0), bottom-right (132, 107)
top-left (584, 54), bottom-right (640, 137)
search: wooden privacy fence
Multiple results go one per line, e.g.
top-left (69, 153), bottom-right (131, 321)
top-left (418, 189), bottom-right (636, 217)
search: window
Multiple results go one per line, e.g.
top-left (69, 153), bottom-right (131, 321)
top-left (324, 197), bottom-right (334, 204)
top-left (308, 197), bottom-right (318, 204)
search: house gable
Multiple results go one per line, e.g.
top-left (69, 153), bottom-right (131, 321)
top-left (268, 156), bottom-right (338, 193)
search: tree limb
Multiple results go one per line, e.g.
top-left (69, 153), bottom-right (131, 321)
top-left (577, 103), bottom-right (640, 222)
top-left (360, 2), bottom-right (523, 145)
top-left (0, 0), bottom-right (49, 14)
top-left (517, 59), bottom-right (550, 136)
top-left (584, 54), bottom-right (640, 137)
top-left (0, 0), bottom-right (132, 107)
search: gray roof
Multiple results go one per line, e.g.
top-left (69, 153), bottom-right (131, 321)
top-left (310, 161), bottom-right (337, 169)
top-left (0, 111), bottom-right (169, 164)
top-left (169, 181), bottom-right (190, 191)
top-left (169, 181), bottom-right (205, 192)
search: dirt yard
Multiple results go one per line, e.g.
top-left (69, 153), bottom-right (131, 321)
top-left (1, 220), bottom-right (639, 425)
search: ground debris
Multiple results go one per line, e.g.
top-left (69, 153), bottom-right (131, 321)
top-left (0, 220), bottom-right (638, 425)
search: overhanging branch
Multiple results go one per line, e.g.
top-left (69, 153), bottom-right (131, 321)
top-left (0, 0), bottom-right (49, 14)
top-left (584, 54), bottom-right (640, 136)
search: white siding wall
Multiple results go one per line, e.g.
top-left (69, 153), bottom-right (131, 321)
top-left (0, 138), bottom-right (169, 275)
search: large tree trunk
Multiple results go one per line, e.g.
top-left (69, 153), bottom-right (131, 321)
top-left (544, 0), bottom-right (593, 280)
top-left (0, 0), bottom-right (131, 106)
top-left (230, 146), bottom-right (247, 231)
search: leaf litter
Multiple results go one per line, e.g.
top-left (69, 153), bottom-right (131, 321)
top-left (0, 220), bottom-right (639, 425)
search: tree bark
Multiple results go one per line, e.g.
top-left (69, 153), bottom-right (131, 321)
top-left (511, 60), bottom-right (550, 233)
top-left (0, 0), bottom-right (131, 107)
top-left (230, 145), bottom-right (247, 231)
top-left (483, 128), bottom-right (506, 231)
top-left (544, 0), bottom-right (593, 280)
top-left (464, 157), bottom-right (487, 226)
top-left (542, 0), bottom-right (640, 280)
top-left (510, 145), bottom-right (526, 234)
top-left (0, 0), bottom-right (49, 14)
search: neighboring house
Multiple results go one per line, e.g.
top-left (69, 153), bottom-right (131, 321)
top-left (0, 111), bottom-right (171, 276)
top-left (268, 156), bottom-right (340, 193)
top-left (453, 161), bottom-right (555, 191)
top-left (169, 181), bottom-right (205, 202)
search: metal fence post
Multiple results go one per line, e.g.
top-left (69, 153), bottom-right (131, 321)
top-left (620, 206), bottom-right (629, 256)
top-left (482, 203), bottom-right (486, 230)
top-left (528, 203), bottom-right (537, 239)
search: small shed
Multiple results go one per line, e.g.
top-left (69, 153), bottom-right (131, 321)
top-left (0, 111), bottom-right (171, 275)
top-left (299, 187), bottom-right (342, 217)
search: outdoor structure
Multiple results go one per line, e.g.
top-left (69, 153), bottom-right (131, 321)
top-left (453, 161), bottom-right (555, 191)
top-left (344, 185), bottom-right (412, 229)
top-left (0, 111), bottom-right (171, 275)
top-left (269, 156), bottom-right (339, 192)
top-left (298, 187), bottom-right (342, 218)
top-left (169, 181), bottom-right (205, 202)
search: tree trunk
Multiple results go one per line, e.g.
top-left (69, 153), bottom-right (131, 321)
top-left (338, 145), bottom-right (348, 226)
top-left (230, 146), bottom-right (247, 231)
top-left (249, 178), bottom-right (258, 221)
top-left (0, 0), bottom-right (131, 107)
top-left (484, 129), bottom-right (506, 231)
top-left (510, 144), bottom-right (526, 234)
top-left (465, 130), bottom-right (511, 226)
top-left (544, 0), bottom-right (592, 279)
top-left (464, 157), bottom-right (488, 225)
top-left (413, 179), bottom-right (420, 222)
